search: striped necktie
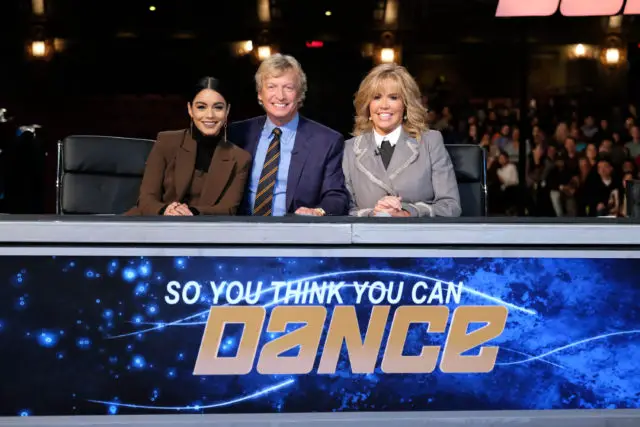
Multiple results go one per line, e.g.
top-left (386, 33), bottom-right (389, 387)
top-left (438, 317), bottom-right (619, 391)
top-left (253, 127), bottom-right (282, 216)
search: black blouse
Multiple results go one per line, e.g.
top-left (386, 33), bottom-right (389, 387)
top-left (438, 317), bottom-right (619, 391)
top-left (192, 126), bottom-right (222, 172)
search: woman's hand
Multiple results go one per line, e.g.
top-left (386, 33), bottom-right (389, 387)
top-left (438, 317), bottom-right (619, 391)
top-left (164, 202), bottom-right (193, 216)
top-left (373, 196), bottom-right (409, 217)
top-left (375, 196), bottom-right (402, 211)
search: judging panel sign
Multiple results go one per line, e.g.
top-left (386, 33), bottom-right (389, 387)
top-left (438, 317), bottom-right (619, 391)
top-left (1, 256), bottom-right (639, 416)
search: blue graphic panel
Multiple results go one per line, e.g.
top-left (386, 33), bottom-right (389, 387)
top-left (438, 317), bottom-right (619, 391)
top-left (0, 256), bottom-right (639, 416)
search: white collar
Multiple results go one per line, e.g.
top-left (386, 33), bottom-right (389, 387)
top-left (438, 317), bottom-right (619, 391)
top-left (374, 125), bottom-right (402, 148)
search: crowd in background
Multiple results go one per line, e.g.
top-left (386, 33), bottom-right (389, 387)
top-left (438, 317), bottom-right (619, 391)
top-left (427, 97), bottom-right (639, 217)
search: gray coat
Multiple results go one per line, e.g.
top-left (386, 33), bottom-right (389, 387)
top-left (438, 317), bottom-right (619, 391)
top-left (342, 129), bottom-right (461, 217)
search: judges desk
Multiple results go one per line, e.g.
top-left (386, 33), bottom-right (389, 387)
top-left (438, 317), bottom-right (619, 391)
top-left (1, 216), bottom-right (640, 427)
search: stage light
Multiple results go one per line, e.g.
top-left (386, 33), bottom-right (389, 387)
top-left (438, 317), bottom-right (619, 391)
top-left (31, 41), bottom-right (46, 58)
top-left (149, 5), bottom-right (156, 11)
top-left (605, 47), bottom-right (620, 64)
top-left (31, 0), bottom-right (45, 15)
top-left (258, 45), bottom-right (272, 60)
top-left (258, 0), bottom-right (270, 22)
top-left (325, 10), bottom-right (332, 16)
top-left (380, 48), bottom-right (395, 63)
top-left (609, 15), bottom-right (622, 29)
top-left (574, 44), bottom-right (586, 57)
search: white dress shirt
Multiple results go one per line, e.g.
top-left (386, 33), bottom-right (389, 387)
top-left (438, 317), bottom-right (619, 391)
top-left (373, 125), bottom-right (402, 148)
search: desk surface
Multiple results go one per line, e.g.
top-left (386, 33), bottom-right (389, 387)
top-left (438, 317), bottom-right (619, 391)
top-left (0, 216), bottom-right (638, 246)
top-left (2, 410), bottom-right (640, 427)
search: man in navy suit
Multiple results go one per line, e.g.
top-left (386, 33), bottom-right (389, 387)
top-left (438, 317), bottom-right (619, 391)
top-left (228, 54), bottom-right (348, 216)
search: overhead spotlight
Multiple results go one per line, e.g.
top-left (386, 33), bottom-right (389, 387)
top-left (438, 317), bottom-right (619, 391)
top-left (149, 5), bottom-right (156, 11)
top-left (380, 48), bottom-right (395, 63)
top-left (258, 45), bottom-right (272, 60)
top-left (325, 10), bottom-right (332, 16)
top-left (605, 48), bottom-right (620, 65)
top-left (31, 41), bottom-right (47, 58)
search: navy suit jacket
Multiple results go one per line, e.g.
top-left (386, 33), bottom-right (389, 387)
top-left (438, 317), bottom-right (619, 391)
top-left (228, 115), bottom-right (349, 216)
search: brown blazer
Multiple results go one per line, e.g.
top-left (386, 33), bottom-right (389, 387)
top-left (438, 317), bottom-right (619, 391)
top-left (126, 129), bottom-right (251, 215)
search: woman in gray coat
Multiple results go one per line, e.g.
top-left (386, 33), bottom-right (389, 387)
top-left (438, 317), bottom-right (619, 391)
top-left (343, 63), bottom-right (461, 217)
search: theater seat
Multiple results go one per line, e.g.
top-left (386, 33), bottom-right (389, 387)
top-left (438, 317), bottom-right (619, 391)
top-left (626, 179), bottom-right (640, 218)
top-left (445, 144), bottom-right (487, 216)
top-left (57, 135), bottom-right (154, 214)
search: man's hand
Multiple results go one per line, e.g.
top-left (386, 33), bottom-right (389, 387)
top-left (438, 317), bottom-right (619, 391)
top-left (295, 207), bottom-right (324, 216)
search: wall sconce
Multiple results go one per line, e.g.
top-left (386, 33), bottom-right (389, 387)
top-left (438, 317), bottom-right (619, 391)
top-left (231, 40), bottom-right (254, 57)
top-left (257, 0), bottom-right (271, 23)
top-left (604, 47), bottom-right (621, 65)
top-left (380, 48), bottom-right (395, 63)
top-left (27, 40), bottom-right (52, 60)
top-left (608, 15), bottom-right (623, 30)
top-left (31, 0), bottom-right (45, 16)
top-left (568, 43), bottom-right (595, 60)
top-left (32, 41), bottom-right (46, 57)
top-left (257, 45), bottom-right (272, 61)
top-left (600, 35), bottom-right (626, 67)
top-left (361, 43), bottom-right (375, 58)
top-left (375, 31), bottom-right (400, 64)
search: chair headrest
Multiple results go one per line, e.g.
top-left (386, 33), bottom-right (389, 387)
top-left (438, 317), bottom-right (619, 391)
top-left (445, 144), bottom-right (485, 183)
top-left (62, 135), bottom-right (154, 176)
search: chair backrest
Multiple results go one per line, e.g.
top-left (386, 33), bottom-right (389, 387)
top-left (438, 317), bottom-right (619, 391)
top-left (626, 179), bottom-right (640, 218)
top-left (445, 144), bottom-right (487, 216)
top-left (57, 135), bottom-right (154, 214)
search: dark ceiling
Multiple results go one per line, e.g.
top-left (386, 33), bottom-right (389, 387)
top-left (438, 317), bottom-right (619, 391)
top-left (12, 0), bottom-right (635, 45)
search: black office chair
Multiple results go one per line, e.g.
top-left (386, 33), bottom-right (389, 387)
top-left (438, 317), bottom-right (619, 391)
top-left (445, 144), bottom-right (487, 216)
top-left (56, 135), bottom-right (154, 214)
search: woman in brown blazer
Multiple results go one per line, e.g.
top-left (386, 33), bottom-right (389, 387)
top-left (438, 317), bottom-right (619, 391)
top-left (128, 77), bottom-right (251, 216)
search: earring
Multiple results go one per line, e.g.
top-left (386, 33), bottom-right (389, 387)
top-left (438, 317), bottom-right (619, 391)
top-left (224, 122), bottom-right (228, 143)
top-left (368, 116), bottom-right (372, 121)
top-left (403, 114), bottom-right (408, 121)
top-left (190, 119), bottom-right (194, 135)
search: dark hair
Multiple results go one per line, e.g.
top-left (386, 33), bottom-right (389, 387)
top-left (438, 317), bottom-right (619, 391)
top-left (189, 76), bottom-right (227, 104)
top-left (597, 156), bottom-right (612, 166)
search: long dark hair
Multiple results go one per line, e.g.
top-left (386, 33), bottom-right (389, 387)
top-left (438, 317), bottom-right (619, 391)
top-left (189, 76), bottom-right (228, 104)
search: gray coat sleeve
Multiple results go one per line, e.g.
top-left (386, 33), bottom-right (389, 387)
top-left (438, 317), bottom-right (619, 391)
top-left (343, 137), bottom-right (374, 217)
top-left (402, 131), bottom-right (462, 217)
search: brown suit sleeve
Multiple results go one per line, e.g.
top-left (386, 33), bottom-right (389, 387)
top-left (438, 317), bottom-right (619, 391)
top-left (136, 136), bottom-right (170, 215)
top-left (190, 152), bottom-right (251, 215)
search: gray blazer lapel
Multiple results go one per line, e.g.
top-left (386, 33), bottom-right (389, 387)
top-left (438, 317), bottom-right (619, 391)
top-left (387, 129), bottom-right (419, 181)
top-left (354, 132), bottom-right (396, 195)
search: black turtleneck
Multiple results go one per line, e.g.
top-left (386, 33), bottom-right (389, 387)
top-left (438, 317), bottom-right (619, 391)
top-left (191, 126), bottom-right (223, 172)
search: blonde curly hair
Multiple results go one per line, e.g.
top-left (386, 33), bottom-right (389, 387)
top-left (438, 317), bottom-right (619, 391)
top-left (353, 63), bottom-right (428, 140)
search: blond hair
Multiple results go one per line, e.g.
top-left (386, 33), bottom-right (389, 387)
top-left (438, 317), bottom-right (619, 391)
top-left (255, 53), bottom-right (308, 106)
top-left (554, 122), bottom-right (568, 144)
top-left (353, 63), bottom-right (428, 139)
